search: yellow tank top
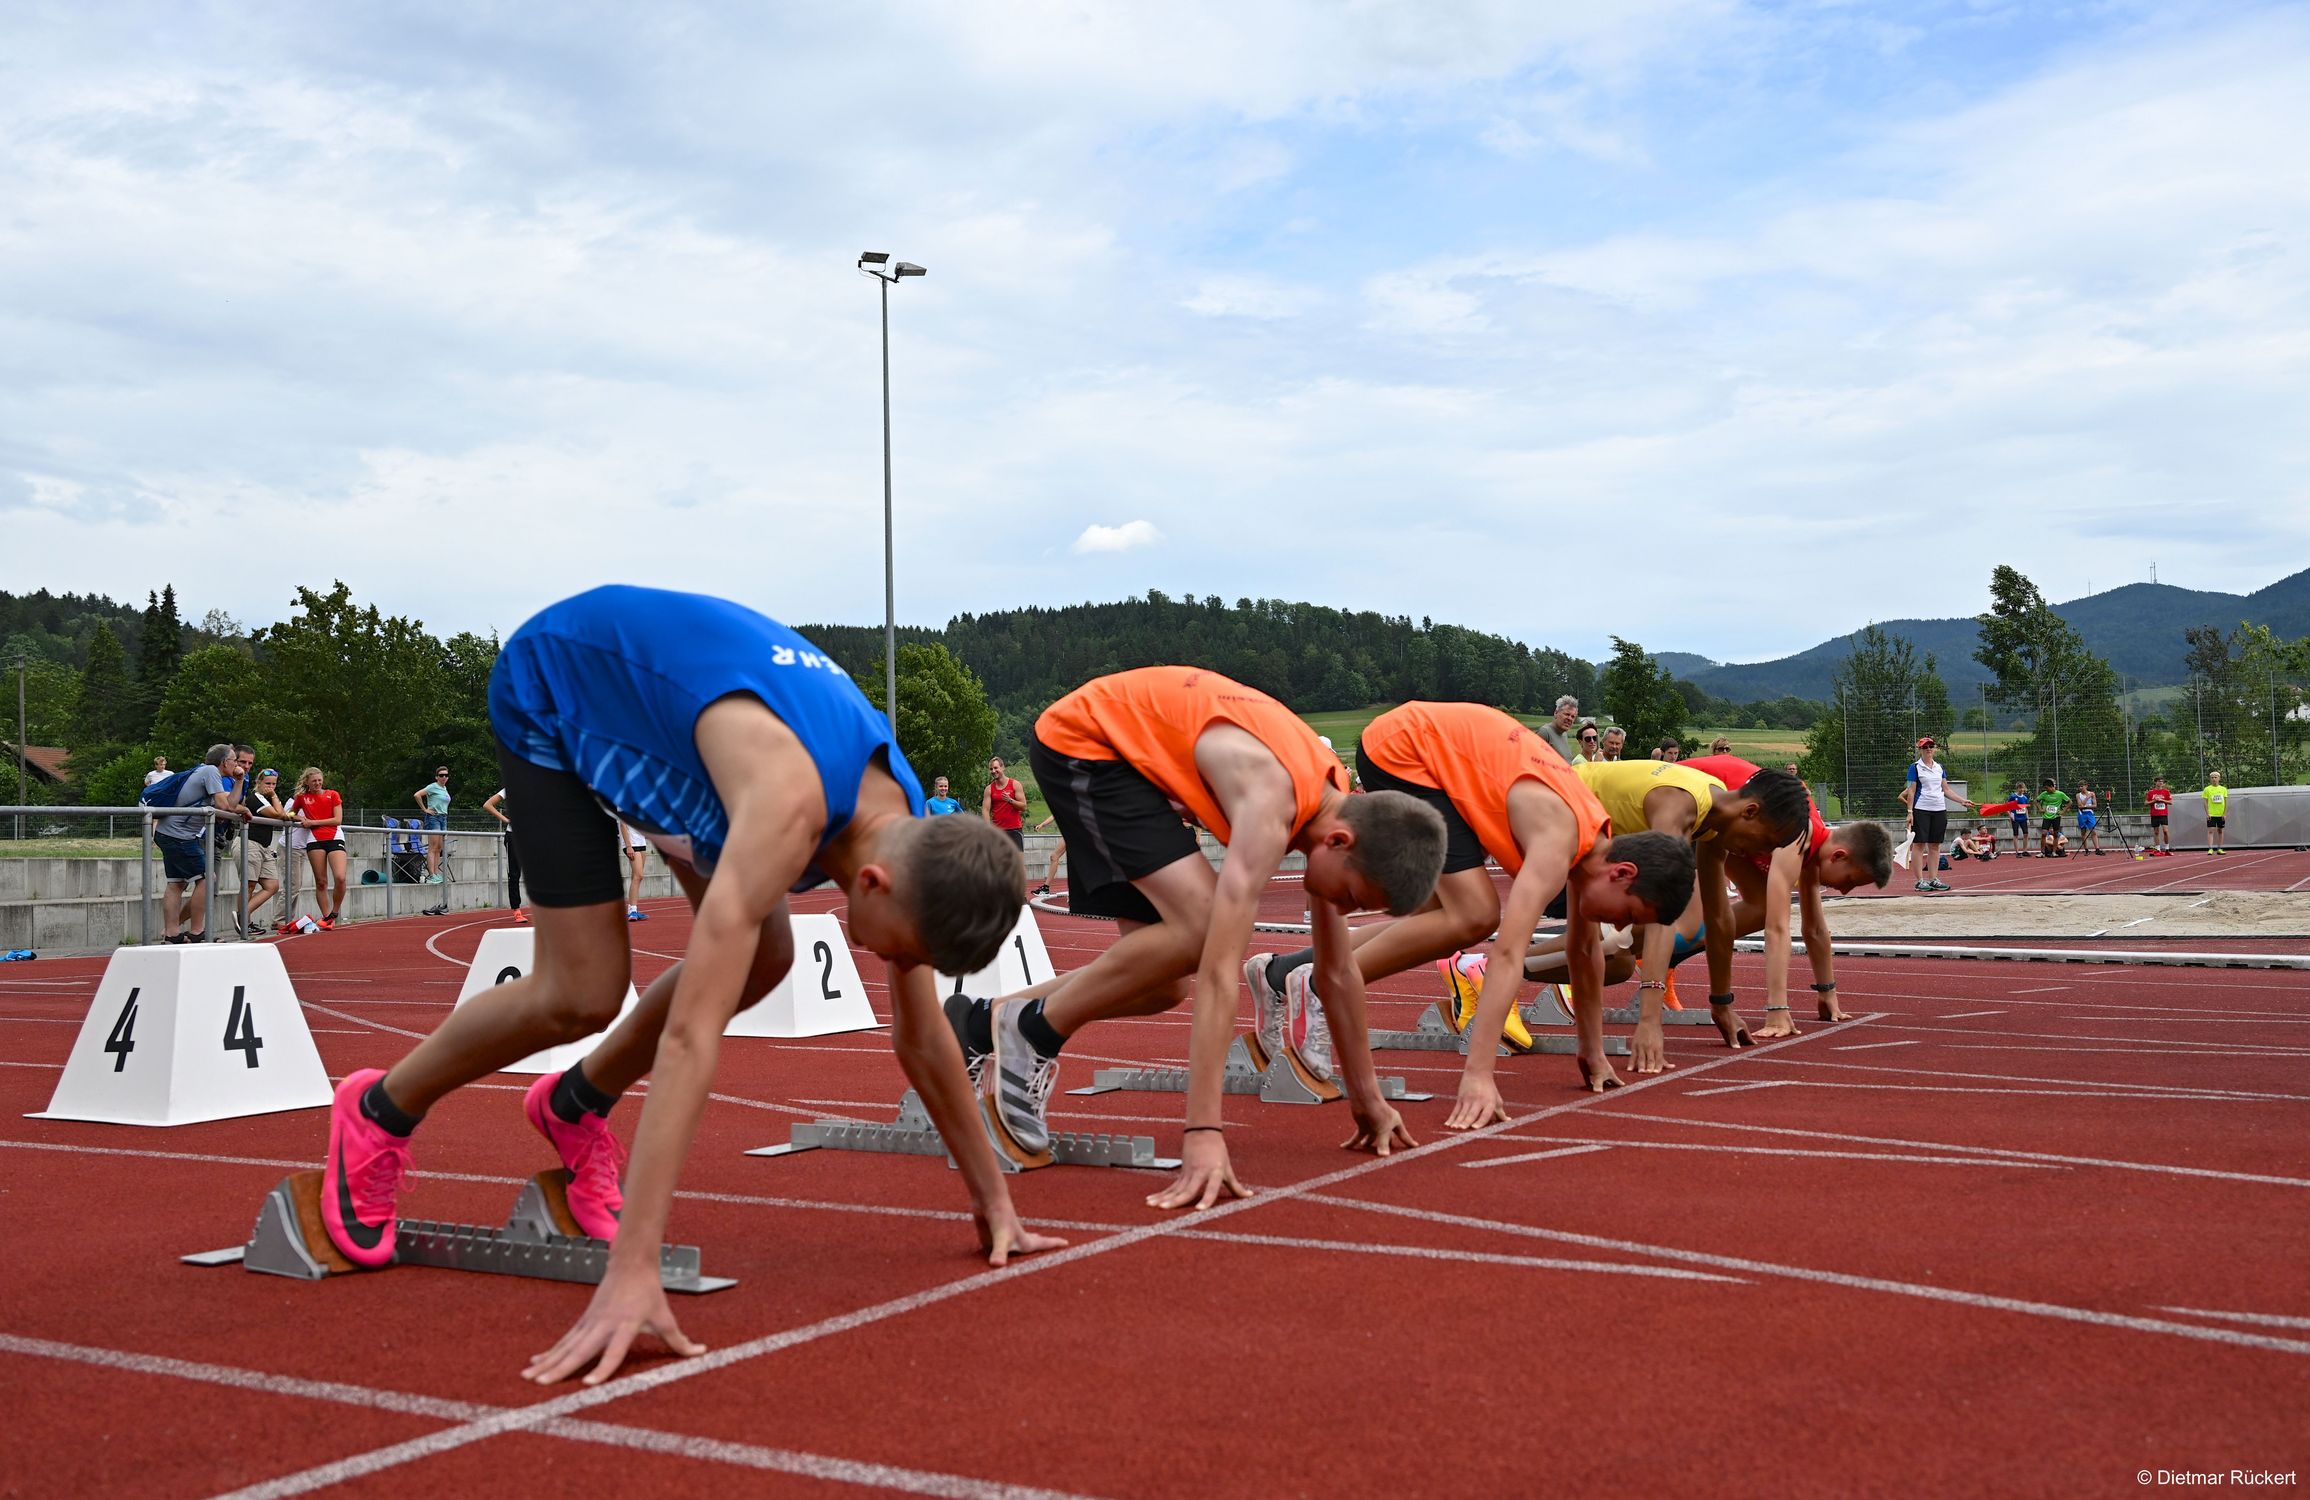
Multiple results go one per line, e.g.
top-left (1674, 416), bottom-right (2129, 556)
top-left (1574, 760), bottom-right (1728, 841)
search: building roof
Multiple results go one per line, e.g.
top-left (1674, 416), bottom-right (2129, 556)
top-left (2, 743), bottom-right (70, 783)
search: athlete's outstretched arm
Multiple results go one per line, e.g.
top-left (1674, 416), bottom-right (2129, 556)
top-left (1310, 890), bottom-right (1415, 1159)
top-left (1799, 861), bottom-right (1846, 1022)
top-left (1751, 840), bottom-right (1804, 1038)
top-left (888, 962), bottom-right (1067, 1263)
top-left (1448, 801), bottom-right (1576, 1124)
top-left (526, 806), bottom-right (802, 1386)
top-left (1699, 843), bottom-right (1736, 999)
top-left (1149, 727), bottom-right (1296, 1212)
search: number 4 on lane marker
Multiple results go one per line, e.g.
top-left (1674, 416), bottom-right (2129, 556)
top-left (33, 946), bottom-right (330, 1126)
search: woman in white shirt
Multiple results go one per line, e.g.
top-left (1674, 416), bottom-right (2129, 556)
top-left (1898, 736), bottom-right (1975, 892)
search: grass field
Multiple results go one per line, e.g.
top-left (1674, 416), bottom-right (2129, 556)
top-left (0, 837), bottom-right (145, 860)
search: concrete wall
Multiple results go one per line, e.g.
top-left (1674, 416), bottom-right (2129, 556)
top-left (0, 845), bottom-right (680, 957)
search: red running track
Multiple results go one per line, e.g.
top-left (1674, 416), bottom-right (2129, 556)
top-left (2, 896), bottom-right (2307, 1497)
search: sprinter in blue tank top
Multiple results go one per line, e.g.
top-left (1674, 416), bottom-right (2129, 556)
top-left (318, 587), bottom-right (1059, 1385)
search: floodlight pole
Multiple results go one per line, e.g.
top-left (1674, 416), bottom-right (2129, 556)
top-left (859, 252), bottom-right (926, 735)
top-left (879, 272), bottom-right (895, 732)
top-left (13, 655), bottom-right (25, 842)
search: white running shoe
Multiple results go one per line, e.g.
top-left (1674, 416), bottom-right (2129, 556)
top-left (1282, 965), bottom-right (1335, 1084)
top-left (1242, 954), bottom-right (1287, 1069)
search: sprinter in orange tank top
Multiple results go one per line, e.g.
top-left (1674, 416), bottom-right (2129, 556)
top-left (1246, 702), bottom-right (1696, 1122)
top-left (947, 667), bottom-right (1447, 1210)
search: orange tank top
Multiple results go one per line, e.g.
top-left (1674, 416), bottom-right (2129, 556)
top-left (1359, 701), bottom-right (1607, 876)
top-left (1035, 667), bottom-right (1348, 843)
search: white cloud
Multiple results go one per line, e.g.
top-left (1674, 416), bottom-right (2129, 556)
top-left (1072, 520), bottom-right (1164, 554)
top-left (1, 2), bottom-right (2304, 674)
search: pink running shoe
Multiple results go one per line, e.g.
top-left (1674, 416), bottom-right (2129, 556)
top-left (321, 1068), bottom-right (412, 1268)
top-left (523, 1072), bottom-right (626, 1241)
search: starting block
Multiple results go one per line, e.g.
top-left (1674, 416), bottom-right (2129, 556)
top-left (1372, 1003), bottom-right (1629, 1058)
top-left (747, 1090), bottom-right (1178, 1173)
top-left (33, 945), bottom-right (331, 1126)
top-left (454, 927), bottom-right (642, 1073)
top-left (184, 1169), bottom-right (735, 1293)
top-left (1068, 1035), bottom-right (1431, 1106)
top-left (1514, 979), bottom-right (1713, 1028)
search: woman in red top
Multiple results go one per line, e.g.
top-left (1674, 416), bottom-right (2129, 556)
top-left (291, 766), bottom-right (348, 929)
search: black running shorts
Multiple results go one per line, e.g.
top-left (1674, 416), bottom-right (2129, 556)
top-left (1028, 734), bottom-right (1201, 925)
top-left (1356, 741), bottom-right (1486, 875)
top-left (1911, 808), bottom-right (1949, 843)
top-left (496, 742), bottom-right (626, 908)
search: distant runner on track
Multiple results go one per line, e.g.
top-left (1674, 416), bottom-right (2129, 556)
top-left (1678, 753), bottom-right (1894, 1035)
top-left (317, 585), bottom-right (1054, 1386)
top-left (1243, 701), bottom-right (1695, 1121)
top-left (1566, 758), bottom-right (1810, 1077)
top-left (945, 666), bottom-right (1446, 1210)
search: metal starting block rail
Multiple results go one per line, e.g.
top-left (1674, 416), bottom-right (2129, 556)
top-left (1069, 1035), bottom-right (1431, 1105)
top-left (1372, 1003), bottom-right (1629, 1058)
top-left (748, 1090), bottom-right (1179, 1172)
top-left (185, 1170), bottom-right (736, 1293)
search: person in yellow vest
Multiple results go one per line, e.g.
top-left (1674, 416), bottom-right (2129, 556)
top-left (1566, 759), bottom-right (1811, 1080)
top-left (2203, 771), bottom-right (2229, 855)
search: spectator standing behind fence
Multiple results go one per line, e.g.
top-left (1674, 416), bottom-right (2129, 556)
top-left (1537, 697), bottom-right (1580, 763)
top-left (925, 776), bottom-right (962, 815)
top-left (1654, 739), bottom-right (1682, 762)
top-left (1899, 736), bottom-right (1972, 890)
top-left (242, 768), bottom-right (288, 935)
top-left (483, 786), bottom-right (526, 922)
top-left (1600, 726), bottom-right (1626, 761)
top-left (2035, 777), bottom-right (2070, 857)
top-left (2145, 776), bottom-right (2173, 855)
top-left (984, 757), bottom-right (1027, 843)
top-left (290, 767), bottom-right (347, 929)
top-left (1574, 722), bottom-right (1603, 763)
top-left (144, 755), bottom-right (171, 787)
top-left (412, 766), bottom-right (451, 883)
top-left (156, 745), bottom-right (239, 943)
top-left (2204, 771), bottom-right (2229, 855)
top-left (616, 818), bottom-right (651, 921)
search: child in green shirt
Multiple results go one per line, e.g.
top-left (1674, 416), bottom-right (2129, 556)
top-left (2036, 777), bottom-right (2071, 857)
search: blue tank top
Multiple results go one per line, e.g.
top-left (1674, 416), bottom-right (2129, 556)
top-left (488, 586), bottom-right (922, 886)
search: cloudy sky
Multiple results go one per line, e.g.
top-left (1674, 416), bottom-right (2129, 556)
top-left (5, 1), bottom-right (2306, 664)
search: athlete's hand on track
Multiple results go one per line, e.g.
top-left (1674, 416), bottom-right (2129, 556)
top-left (974, 1200), bottom-right (1067, 1266)
top-left (1341, 1096), bottom-right (1416, 1156)
top-left (1817, 991), bottom-right (1851, 1023)
top-left (1147, 1130), bottom-right (1250, 1211)
top-left (1576, 1053), bottom-right (1624, 1093)
top-left (1631, 1018), bottom-right (1674, 1075)
top-left (1752, 1010), bottom-right (1800, 1040)
top-left (524, 1263), bottom-right (705, 1387)
top-left (1444, 1074), bottom-right (1509, 1131)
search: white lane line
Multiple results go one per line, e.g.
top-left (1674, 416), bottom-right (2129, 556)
top-left (1699, 1079), bottom-right (2271, 1104)
top-left (201, 1011), bottom-right (1875, 1500)
top-left (1164, 1228), bottom-right (1743, 1283)
top-left (1685, 1081), bottom-right (1788, 1098)
top-left (1773, 1057), bottom-right (2310, 1102)
top-left (1474, 1137), bottom-right (2065, 1171)
top-left (1831, 1040), bottom-right (1918, 1052)
top-left (2010, 986), bottom-right (2071, 994)
top-left (1598, 1109), bottom-right (2310, 1189)
top-left (1458, 1144), bottom-right (1616, 1169)
top-left (1941, 1009), bottom-right (2006, 1019)
top-left (2158, 1306), bottom-right (2310, 1331)
top-left (0, 1335), bottom-right (1104, 1500)
top-left (421, 918), bottom-right (499, 967)
top-left (303, 1002), bottom-right (429, 1040)
top-left (1300, 1196), bottom-right (2310, 1359)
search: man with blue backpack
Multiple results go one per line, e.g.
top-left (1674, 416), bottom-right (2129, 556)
top-left (140, 744), bottom-right (248, 944)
